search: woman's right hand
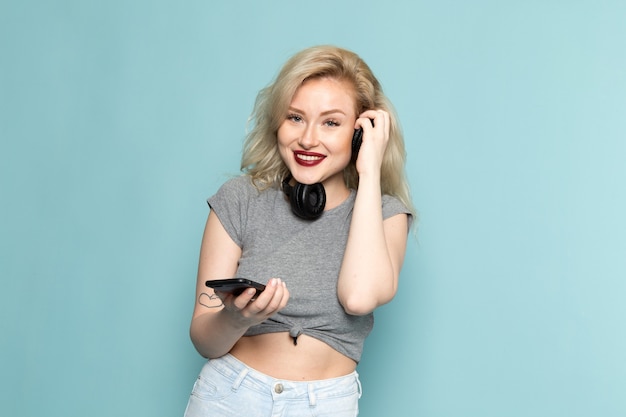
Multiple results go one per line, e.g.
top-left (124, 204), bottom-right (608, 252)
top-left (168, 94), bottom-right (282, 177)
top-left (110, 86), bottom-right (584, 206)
top-left (217, 278), bottom-right (289, 328)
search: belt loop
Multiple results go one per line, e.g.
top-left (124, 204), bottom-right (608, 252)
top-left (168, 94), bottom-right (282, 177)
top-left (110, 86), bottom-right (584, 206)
top-left (355, 372), bottom-right (362, 399)
top-left (231, 367), bottom-right (249, 392)
top-left (307, 383), bottom-right (316, 406)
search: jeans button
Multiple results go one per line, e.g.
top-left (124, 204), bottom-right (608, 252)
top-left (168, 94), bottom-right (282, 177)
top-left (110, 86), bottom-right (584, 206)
top-left (274, 383), bottom-right (284, 394)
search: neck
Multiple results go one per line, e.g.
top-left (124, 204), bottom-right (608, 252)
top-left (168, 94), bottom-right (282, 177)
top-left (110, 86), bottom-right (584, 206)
top-left (321, 176), bottom-right (351, 210)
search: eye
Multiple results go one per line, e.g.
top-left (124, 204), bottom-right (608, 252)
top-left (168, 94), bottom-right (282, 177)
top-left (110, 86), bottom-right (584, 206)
top-left (324, 119), bottom-right (340, 127)
top-left (287, 113), bottom-right (303, 123)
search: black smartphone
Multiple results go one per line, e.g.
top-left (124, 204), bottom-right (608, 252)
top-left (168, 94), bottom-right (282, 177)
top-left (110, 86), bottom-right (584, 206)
top-left (351, 128), bottom-right (363, 163)
top-left (205, 278), bottom-right (266, 296)
top-left (351, 119), bottom-right (373, 163)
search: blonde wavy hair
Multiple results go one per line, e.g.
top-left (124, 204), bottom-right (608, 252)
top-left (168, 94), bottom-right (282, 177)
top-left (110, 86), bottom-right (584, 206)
top-left (241, 45), bottom-right (415, 219)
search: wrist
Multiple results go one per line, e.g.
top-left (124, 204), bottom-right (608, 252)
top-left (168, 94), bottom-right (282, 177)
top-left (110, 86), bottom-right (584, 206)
top-left (356, 171), bottom-right (381, 189)
top-left (219, 308), bottom-right (252, 332)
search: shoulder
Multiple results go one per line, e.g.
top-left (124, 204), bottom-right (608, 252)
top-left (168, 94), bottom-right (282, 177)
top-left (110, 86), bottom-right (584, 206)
top-left (208, 175), bottom-right (282, 211)
top-left (207, 176), bottom-right (268, 245)
top-left (382, 194), bottom-right (414, 228)
top-left (210, 175), bottom-right (261, 201)
top-left (218, 175), bottom-right (257, 194)
top-left (381, 194), bottom-right (409, 213)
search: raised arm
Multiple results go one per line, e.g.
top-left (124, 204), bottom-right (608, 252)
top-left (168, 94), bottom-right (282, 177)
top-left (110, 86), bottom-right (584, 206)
top-left (337, 110), bottom-right (409, 315)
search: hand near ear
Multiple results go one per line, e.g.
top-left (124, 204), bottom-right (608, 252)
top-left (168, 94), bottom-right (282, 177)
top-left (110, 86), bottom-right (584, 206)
top-left (354, 110), bottom-right (390, 176)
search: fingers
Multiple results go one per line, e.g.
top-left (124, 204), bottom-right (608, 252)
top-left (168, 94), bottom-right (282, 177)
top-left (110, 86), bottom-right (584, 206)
top-left (224, 278), bottom-right (289, 322)
top-left (354, 109), bottom-right (390, 174)
top-left (251, 278), bottom-right (289, 315)
top-left (356, 109), bottom-right (389, 135)
top-left (356, 109), bottom-right (390, 150)
top-left (226, 287), bottom-right (257, 309)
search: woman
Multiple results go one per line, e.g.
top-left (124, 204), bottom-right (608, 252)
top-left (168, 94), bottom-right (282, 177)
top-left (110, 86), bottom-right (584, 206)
top-left (184, 45), bottom-right (415, 416)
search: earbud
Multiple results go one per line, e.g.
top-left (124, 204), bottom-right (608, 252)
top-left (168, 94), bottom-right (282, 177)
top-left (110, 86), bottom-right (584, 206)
top-left (282, 175), bottom-right (326, 220)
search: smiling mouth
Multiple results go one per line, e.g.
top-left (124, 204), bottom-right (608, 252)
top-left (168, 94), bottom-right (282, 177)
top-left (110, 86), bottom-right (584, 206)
top-left (294, 151), bottom-right (325, 166)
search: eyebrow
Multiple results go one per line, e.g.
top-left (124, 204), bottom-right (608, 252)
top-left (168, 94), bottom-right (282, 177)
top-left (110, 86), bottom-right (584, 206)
top-left (287, 106), bottom-right (347, 117)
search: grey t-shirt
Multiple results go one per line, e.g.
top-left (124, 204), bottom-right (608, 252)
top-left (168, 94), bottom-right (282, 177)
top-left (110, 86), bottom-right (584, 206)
top-left (208, 175), bottom-right (411, 363)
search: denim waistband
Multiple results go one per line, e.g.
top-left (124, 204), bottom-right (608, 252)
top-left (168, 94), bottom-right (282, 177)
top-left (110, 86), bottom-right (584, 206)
top-left (208, 354), bottom-right (361, 405)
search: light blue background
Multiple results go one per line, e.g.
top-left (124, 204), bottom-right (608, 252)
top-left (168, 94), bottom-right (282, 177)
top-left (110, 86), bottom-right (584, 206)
top-left (2, 1), bottom-right (625, 416)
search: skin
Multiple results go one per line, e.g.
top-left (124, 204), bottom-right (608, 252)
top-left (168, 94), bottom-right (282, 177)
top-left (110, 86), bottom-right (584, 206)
top-left (189, 76), bottom-right (409, 380)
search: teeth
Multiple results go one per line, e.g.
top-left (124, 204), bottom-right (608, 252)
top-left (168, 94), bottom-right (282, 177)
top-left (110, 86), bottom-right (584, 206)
top-left (297, 154), bottom-right (323, 161)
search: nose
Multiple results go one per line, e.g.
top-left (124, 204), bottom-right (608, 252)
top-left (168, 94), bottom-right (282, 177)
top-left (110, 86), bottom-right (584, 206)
top-left (298, 125), bottom-right (319, 149)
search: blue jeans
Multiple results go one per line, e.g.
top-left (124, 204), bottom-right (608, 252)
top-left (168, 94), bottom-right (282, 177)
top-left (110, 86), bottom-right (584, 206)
top-left (184, 354), bottom-right (362, 417)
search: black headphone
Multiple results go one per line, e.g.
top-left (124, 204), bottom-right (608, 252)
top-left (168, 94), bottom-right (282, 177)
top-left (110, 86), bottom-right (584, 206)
top-left (282, 175), bottom-right (326, 220)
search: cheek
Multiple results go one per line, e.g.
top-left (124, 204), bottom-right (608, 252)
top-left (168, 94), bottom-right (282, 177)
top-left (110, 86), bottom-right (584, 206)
top-left (332, 132), bottom-right (353, 155)
top-left (276, 127), bottom-right (291, 160)
top-left (276, 124), bottom-right (292, 147)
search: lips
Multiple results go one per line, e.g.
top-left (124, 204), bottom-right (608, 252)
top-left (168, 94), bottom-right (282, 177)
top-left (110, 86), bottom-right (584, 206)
top-left (294, 150), bottom-right (325, 167)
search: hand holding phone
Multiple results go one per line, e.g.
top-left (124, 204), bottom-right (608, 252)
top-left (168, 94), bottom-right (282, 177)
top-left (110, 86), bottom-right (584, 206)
top-left (351, 119), bottom-right (374, 163)
top-left (205, 278), bottom-right (266, 297)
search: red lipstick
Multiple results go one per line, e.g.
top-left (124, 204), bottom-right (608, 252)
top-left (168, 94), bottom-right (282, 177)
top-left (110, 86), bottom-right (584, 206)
top-left (294, 150), bottom-right (325, 167)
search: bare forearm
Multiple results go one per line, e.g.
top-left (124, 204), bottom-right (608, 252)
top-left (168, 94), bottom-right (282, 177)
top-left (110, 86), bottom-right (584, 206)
top-left (190, 310), bottom-right (249, 359)
top-left (338, 174), bottom-right (397, 315)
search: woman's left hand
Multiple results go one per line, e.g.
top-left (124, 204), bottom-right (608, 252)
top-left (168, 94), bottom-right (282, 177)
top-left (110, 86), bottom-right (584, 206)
top-left (353, 109), bottom-right (390, 177)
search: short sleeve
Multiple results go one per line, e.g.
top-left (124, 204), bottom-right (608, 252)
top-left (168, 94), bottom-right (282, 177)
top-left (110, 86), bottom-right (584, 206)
top-left (207, 176), bottom-right (252, 247)
top-left (382, 194), bottom-right (414, 231)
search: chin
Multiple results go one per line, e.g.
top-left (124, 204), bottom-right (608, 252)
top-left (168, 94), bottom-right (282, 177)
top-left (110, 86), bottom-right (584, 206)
top-left (293, 174), bottom-right (323, 185)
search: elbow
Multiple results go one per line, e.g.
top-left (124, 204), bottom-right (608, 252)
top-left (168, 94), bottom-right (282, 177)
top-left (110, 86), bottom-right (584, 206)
top-left (338, 278), bottom-right (398, 316)
top-left (340, 292), bottom-right (394, 316)
top-left (189, 326), bottom-right (209, 358)
top-left (189, 320), bottom-right (222, 359)
top-left (190, 330), bottom-right (224, 359)
top-left (341, 296), bottom-right (377, 316)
